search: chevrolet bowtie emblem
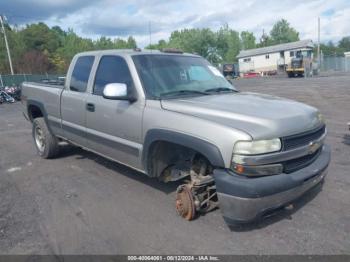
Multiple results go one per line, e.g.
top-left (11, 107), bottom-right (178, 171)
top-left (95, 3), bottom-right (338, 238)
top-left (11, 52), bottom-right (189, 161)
top-left (308, 141), bottom-right (320, 154)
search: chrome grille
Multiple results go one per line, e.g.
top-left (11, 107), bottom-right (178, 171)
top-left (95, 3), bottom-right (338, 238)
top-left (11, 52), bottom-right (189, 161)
top-left (283, 148), bottom-right (322, 174)
top-left (282, 125), bottom-right (326, 151)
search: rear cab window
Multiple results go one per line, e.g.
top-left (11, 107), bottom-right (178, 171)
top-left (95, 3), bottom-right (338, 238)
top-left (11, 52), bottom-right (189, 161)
top-left (70, 56), bottom-right (95, 92)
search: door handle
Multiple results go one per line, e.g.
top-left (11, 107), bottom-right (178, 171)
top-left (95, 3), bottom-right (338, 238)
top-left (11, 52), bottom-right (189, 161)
top-left (86, 103), bottom-right (95, 112)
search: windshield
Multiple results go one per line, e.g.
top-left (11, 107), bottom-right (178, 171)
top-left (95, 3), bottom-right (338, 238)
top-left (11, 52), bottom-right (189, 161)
top-left (132, 54), bottom-right (236, 99)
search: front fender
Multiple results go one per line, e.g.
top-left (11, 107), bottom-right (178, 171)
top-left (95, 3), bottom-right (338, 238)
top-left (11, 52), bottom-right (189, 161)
top-left (142, 129), bottom-right (225, 172)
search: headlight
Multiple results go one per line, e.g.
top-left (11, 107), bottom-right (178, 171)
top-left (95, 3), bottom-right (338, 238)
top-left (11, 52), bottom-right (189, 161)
top-left (233, 138), bottom-right (281, 155)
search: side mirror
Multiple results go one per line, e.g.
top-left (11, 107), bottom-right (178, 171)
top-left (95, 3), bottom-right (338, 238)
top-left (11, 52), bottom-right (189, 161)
top-left (102, 83), bottom-right (136, 102)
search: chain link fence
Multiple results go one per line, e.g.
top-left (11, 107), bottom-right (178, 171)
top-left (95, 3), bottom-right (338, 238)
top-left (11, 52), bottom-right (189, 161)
top-left (0, 74), bottom-right (63, 87)
top-left (320, 56), bottom-right (350, 73)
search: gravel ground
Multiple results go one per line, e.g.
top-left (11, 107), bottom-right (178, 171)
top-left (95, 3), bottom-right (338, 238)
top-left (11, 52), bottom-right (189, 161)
top-left (0, 75), bottom-right (349, 255)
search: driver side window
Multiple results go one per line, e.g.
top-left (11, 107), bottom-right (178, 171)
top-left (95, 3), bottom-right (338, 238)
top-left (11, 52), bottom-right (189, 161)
top-left (93, 55), bottom-right (134, 96)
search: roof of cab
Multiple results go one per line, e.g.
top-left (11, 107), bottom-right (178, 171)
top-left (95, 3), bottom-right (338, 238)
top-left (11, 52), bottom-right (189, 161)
top-left (75, 49), bottom-right (201, 57)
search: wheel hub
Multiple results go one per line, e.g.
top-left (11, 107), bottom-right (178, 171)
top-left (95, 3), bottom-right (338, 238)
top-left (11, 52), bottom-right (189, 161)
top-left (175, 185), bottom-right (195, 221)
top-left (34, 126), bottom-right (45, 152)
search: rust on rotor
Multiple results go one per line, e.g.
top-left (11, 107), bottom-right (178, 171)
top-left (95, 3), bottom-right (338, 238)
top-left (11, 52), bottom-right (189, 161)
top-left (175, 185), bottom-right (196, 221)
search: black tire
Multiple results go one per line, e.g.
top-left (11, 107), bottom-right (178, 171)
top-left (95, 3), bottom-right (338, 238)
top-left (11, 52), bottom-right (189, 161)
top-left (32, 117), bottom-right (59, 159)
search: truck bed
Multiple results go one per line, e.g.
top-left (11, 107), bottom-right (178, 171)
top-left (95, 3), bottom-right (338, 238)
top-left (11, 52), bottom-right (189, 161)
top-left (22, 81), bottom-right (64, 125)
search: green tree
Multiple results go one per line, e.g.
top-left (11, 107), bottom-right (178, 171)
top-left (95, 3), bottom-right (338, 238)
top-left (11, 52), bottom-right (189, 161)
top-left (21, 22), bottom-right (61, 53)
top-left (319, 41), bottom-right (344, 56)
top-left (8, 27), bottom-right (26, 73)
top-left (95, 36), bottom-right (114, 49)
top-left (113, 38), bottom-right (127, 49)
top-left (240, 31), bottom-right (256, 50)
top-left (269, 19), bottom-right (299, 45)
top-left (338, 36), bottom-right (350, 51)
top-left (55, 29), bottom-right (94, 71)
top-left (146, 39), bottom-right (168, 50)
top-left (51, 26), bottom-right (66, 47)
top-left (168, 28), bottom-right (217, 59)
top-left (126, 36), bottom-right (137, 48)
top-left (0, 25), bottom-right (26, 73)
top-left (216, 25), bottom-right (240, 62)
top-left (110, 36), bottom-right (137, 49)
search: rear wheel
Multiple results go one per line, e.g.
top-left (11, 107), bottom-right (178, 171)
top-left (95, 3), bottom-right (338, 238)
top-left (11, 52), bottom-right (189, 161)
top-left (32, 117), bottom-right (59, 159)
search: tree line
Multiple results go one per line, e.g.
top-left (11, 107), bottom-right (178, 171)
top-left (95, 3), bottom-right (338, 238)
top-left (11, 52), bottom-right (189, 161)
top-left (0, 19), bottom-right (349, 74)
top-left (0, 22), bottom-right (137, 74)
top-left (146, 19), bottom-right (300, 64)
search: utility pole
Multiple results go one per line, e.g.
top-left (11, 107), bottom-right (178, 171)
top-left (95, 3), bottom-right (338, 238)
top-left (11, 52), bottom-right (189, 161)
top-left (0, 15), bottom-right (14, 75)
top-left (317, 17), bottom-right (321, 62)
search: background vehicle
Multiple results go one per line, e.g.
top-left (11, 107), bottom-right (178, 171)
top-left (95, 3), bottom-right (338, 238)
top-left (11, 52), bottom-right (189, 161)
top-left (4, 85), bottom-right (21, 100)
top-left (286, 50), bottom-right (314, 77)
top-left (21, 49), bottom-right (330, 224)
top-left (0, 90), bottom-right (15, 103)
top-left (222, 63), bottom-right (238, 78)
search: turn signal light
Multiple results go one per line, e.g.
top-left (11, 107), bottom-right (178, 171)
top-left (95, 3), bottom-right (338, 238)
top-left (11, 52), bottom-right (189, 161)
top-left (231, 163), bottom-right (283, 177)
top-left (233, 164), bottom-right (245, 174)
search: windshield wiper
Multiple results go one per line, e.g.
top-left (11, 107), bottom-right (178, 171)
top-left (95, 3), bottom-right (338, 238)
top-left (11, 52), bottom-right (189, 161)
top-left (160, 90), bottom-right (209, 98)
top-left (205, 87), bottom-right (237, 93)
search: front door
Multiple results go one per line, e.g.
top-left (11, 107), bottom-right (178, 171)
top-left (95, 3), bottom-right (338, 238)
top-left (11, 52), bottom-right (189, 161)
top-left (85, 55), bottom-right (144, 169)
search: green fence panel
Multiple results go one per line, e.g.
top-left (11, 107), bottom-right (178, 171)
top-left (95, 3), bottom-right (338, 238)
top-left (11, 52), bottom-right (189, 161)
top-left (0, 74), bottom-right (63, 87)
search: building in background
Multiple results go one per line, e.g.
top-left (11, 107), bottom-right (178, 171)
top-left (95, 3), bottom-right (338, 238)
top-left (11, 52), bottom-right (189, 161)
top-left (237, 40), bottom-right (314, 76)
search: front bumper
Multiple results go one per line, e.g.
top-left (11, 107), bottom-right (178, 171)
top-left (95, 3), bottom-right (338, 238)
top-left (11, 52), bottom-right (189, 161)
top-left (213, 144), bottom-right (331, 224)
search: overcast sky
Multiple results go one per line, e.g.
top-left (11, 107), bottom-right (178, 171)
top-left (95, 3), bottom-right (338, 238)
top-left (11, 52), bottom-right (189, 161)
top-left (1, 0), bottom-right (349, 47)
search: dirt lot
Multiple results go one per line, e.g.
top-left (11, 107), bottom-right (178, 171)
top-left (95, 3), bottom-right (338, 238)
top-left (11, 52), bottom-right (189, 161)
top-left (0, 75), bottom-right (349, 255)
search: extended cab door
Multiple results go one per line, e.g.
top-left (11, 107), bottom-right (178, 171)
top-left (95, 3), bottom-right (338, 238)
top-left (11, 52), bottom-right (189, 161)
top-left (85, 55), bottom-right (144, 170)
top-left (61, 55), bottom-right (95, 146)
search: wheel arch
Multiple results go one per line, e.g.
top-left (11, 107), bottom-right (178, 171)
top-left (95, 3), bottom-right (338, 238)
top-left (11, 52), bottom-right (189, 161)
top-left (27, 100), bottom-right (47, 122)
top-left (142, 129), bottom-right (225, 176)
top-left (26, 100), bottom-right (55, 135)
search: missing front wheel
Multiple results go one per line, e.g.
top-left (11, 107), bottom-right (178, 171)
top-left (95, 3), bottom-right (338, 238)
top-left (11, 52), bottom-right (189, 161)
top-left (175, 155), bottom-right (218, 221)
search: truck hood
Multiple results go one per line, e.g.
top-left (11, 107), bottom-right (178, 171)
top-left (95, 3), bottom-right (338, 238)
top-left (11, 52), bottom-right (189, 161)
top-left (160, 92), bottom-right (322, 139)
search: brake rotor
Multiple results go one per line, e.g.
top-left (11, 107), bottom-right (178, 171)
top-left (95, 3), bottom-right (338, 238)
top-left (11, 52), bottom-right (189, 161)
top-left (175, 185), bottom-right (196, 221)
